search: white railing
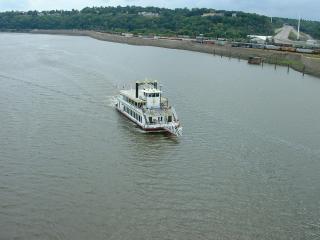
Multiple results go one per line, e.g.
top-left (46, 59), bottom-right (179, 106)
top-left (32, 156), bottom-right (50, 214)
top-left (171, 107), bottom-right (179, 121)
top-left (164, 123), bottom-right (183, 136)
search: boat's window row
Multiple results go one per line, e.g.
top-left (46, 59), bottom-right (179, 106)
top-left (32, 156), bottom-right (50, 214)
top-left (144, 92), bottom-right (160, 97)
top-left (148, 116), bottom-right (164, 124)
top-left (124, 105), bottom-right (142, 123)
top-left (122, 95), bottom-right (144, 108)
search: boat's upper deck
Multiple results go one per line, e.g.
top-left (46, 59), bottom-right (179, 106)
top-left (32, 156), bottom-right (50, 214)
top-left (120, 89), bottom-right (145, 103)
top-left (119, 88), bottom-right (168, 110)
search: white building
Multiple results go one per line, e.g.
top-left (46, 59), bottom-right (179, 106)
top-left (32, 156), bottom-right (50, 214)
top-left (202, 12), bottom-right (224, 17)
top-left (247, 35), bottom-right (273, 44)
top-left (138, 12), bottom-right (159, 17)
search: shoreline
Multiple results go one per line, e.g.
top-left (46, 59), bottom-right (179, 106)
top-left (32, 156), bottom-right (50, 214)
top-left (4, 29), bottom-right (320, 78)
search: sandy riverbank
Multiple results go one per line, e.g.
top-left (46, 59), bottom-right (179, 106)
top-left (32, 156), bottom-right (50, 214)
top-left (13, 29), bottom-right (320, 78)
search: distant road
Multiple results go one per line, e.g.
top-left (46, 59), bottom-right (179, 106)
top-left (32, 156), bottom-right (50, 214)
top-left (274, 25), bottom-right (313, 44)
top-left (274, 25), bottom-right (295, 44)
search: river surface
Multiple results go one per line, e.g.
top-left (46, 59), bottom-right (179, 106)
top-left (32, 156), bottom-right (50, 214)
top-left (1, 33), bottom-right (320, 240)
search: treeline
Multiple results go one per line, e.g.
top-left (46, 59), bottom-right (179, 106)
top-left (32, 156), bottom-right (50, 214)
top-left (0, 6), bottom-right (319, 39)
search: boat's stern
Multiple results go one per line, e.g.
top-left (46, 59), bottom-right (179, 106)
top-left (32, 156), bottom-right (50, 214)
top-left (165, 122), bottom-right (182, 136)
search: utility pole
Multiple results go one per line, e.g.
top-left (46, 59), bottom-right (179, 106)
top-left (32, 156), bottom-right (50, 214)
top-left (297, 15), bottom-right (301, 40)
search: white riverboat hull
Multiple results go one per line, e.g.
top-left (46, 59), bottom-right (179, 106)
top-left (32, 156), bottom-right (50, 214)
top-left (116, 103), bottom-right (182, 135)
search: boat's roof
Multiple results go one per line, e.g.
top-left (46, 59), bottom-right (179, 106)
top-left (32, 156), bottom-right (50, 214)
top-left (136, 79), bottom-right (158, 84)
top-left (120, 89), bottom-right (145, 103)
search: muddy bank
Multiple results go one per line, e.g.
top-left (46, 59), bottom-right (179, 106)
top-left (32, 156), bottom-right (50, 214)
top-left (23, 29), bottom-right (319, 78)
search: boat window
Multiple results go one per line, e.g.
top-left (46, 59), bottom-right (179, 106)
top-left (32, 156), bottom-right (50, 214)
top-left (149, 117), bottom-right (152, 123)
top-left (168, 116), bottom-right (172, 122)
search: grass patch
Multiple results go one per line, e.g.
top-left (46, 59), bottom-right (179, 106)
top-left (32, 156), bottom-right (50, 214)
top-left (288, 30), bottom-right (308, 41)
top-left (288, 30), bottom-right (297, 40)
top-left (265, 57), bottom-right (304, 70)
top-left (279, 59), bottom-right (304, 69)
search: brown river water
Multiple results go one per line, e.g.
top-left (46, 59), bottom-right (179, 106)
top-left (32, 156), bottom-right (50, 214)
top-left (1, 33), bottom-right (320, 239)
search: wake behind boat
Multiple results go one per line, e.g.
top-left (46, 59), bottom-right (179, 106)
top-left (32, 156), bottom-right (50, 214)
top-left (115, 80), bottom-right (182, 136)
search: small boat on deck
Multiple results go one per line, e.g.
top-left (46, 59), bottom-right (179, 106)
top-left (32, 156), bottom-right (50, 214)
top-left (115, 80), bottom-right (182, 136)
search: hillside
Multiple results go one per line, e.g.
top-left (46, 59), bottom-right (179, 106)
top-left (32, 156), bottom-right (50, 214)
top-left (0, 6), bottom-right (319, 40)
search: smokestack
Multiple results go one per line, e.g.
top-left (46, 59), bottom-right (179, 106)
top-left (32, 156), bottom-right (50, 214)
top-left (136, 82), bottom-right (139, 98)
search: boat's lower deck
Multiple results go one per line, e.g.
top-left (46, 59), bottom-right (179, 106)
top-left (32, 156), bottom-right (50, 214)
top-left (115, 103), bottom-right (182, 135)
